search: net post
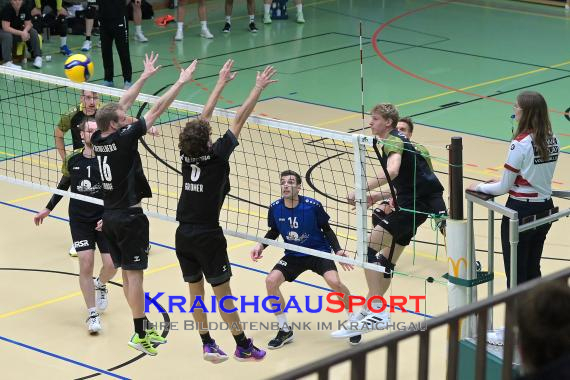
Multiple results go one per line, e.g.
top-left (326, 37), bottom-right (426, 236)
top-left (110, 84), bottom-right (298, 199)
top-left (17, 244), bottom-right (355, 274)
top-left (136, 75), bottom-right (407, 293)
top-left (449, 137), bottom-right (463, 220)
top-left (353, 134), bottom-right (369, 264)
top-left (446, 136), bottom-right (476, 338)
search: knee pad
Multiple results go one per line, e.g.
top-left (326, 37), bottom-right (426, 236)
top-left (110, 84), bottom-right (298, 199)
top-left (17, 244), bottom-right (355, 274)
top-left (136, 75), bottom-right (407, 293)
top-left (31, 15), bottom-right (43, 30)
top-left (86, 5), bottom-right (98, 19)
top-left (377, 254), bottom-right (395, 279)
top-left (367, 247), bottom-right (378, 264)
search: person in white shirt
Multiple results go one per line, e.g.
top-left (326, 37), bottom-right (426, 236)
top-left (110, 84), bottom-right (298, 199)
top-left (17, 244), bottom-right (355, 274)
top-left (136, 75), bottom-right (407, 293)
top-left (469, 91), bottom-right (559, 288)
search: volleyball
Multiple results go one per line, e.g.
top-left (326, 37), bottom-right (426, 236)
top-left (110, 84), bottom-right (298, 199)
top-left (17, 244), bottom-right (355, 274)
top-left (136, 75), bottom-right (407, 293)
top-left (64, 54), bottom-right (94, 83)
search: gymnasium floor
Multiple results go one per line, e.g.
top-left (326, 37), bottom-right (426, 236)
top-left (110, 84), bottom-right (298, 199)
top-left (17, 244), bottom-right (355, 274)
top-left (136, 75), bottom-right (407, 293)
top-left (1, 0), bottom-right (569, 379)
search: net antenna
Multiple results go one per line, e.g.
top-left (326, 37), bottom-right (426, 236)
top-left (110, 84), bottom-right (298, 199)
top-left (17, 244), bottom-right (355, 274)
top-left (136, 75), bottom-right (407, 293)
top-left (359, 21), bottom-right (366, 132)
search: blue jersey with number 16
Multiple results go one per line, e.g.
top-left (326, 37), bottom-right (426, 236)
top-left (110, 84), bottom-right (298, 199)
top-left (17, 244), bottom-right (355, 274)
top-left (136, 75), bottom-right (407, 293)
top-left (267, 196), bottom-right (332, 257)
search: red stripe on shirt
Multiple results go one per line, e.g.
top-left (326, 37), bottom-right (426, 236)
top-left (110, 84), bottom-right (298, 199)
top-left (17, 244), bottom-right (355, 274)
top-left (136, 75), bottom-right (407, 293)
top-left (514, 133), bottom-right (530, 142)
top-left (514, 176), bottom-right (530, 186)
top-left (504, 163), bottom-right (520, 173)
top-left (509, 190), bottom-right (538, 198)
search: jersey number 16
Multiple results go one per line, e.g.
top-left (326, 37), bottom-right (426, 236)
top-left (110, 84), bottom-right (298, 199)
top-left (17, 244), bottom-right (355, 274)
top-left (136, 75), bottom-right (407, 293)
top-left (97, 156), bottom-right (113, 182)
top-left (288, 216), bottom-right (298, 229)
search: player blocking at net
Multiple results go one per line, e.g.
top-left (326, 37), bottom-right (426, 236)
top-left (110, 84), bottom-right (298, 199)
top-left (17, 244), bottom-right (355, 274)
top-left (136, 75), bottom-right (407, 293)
top-left (175, 61), bottom-right (276, 363)
top-left (91, 52), bottom-right (198, 356)
top-left (333, 104), bottom-right (446, 338)
top-left (250, 170), bottom-right (362, 347)
top-left (34, 120), bottom-right (117, 334)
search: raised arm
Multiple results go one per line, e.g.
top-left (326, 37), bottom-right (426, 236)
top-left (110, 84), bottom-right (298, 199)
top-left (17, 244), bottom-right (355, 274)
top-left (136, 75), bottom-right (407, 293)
top-left (231, 66), bottom-right (278, 139)
top-left (143, 60), bottom-right (198, 129)
top-left (347, 153), bottom-right (402, 206)
top-left (200, 59), bottom-right (237, 123)
top-left (118, 52), bottom-right (161, 111)
top-left (54, 127), bottom-right (66, 161)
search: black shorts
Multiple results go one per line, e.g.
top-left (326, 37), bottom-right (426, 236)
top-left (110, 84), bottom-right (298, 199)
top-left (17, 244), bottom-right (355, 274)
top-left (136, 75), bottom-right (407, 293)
top-left (272, 254), bottom-right (337, 282)
top-left (70, 220), bottom-right (110, 253)
top-left (175, 224), bottom-right (232, 286)
top-left (377, 194), bottom-right (446, 247)
top-left (102, 208), bottom-right (149, 270)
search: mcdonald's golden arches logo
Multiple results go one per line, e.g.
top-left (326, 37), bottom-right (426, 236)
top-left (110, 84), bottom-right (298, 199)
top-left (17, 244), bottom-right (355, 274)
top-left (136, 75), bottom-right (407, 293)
top-left (448, 257), bottom-right (467, 277)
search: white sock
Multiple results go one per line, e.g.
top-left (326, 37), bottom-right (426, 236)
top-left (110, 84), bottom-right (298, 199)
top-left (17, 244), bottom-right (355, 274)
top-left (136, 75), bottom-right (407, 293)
top-left (264, 3), bottom-right (271, 15)
top-left (60, 37), bottom-right (67, 46)
top-left (94, 277), bottom-right (103, 288)
top-left (276, 314), bottom-right (289, 332)
top-left (135, 25), bottom-right (142, 33)
top-left (225, 16), bottom-right (231, 23)
top-left (296, 4), bottom-right (303, 13)
top-left (88, 307), bottom-right (97, 316)
top-left (249, 14), bottom-right (255, 22)
top-left (177, 22), bottom-right (184, 30)
top-left (200, 21), bottom-right (208, 30)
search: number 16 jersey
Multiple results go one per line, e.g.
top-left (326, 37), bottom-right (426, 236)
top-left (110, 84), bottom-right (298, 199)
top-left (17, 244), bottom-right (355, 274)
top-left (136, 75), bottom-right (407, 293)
top-left (268, 196), bottom-right (332, 257)
top-left (91, 119), bottom-right (152, 209)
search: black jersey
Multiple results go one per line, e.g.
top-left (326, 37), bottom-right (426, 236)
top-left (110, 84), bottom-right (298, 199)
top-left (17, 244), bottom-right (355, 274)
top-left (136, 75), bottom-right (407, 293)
top-left (0, 2), bottom-right (31, 31)
top-left (176, 130), bottom-right (239, 226)
top-left (381, 129), bottom-right (443, 202)
top-left (46, 148), bottom-right (104, 222)
top-left (96, 0), bottom-right (127, 22)
top-left (91, 119), bottom-right (152, 209)
top-left (58, 106), bottom-right (96, 150)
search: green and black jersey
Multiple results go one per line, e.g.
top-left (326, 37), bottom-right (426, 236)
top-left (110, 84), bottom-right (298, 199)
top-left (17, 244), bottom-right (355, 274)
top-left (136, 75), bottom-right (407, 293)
top-left (381, 130), bottom-right (443, 203)
top-left (412, 142), bottom-right (432, 171)
top-left (57, 105), bottom-right (96, 150)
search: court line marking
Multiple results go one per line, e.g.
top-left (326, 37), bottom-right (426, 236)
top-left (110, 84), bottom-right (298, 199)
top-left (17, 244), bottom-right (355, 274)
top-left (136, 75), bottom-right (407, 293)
top-left (0, 335), bottom-right (130, 380)
top-left (8, 192), bottom-right (50, 203)
top-left (314, 59), bottom-right (570, 126)
top-left (0, 240), bottom-right (250, 320)
top-left (0, 200), bottom-right (436, 319)
top-left (372, 1), bottom-right (570, 116)
top-left (449, 0), bottom-right (570, 20)
top-left (0, 291), bottom-right (82, 319)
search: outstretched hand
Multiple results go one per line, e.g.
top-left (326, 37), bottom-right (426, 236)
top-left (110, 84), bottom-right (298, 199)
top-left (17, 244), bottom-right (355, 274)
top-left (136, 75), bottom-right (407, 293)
top-left (178, 59), bottom-right (198, 84)
top-left (255, 66), bottom-right (278, 90)
top-left (218, 59), bottom-right (238, 83)
top-left (140, 52), bottom-right (161, 80)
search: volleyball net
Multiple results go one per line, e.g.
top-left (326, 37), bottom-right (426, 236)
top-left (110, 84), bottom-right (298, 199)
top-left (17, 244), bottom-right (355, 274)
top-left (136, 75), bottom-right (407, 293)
top-left (0, 66), bottom-right (448, 272)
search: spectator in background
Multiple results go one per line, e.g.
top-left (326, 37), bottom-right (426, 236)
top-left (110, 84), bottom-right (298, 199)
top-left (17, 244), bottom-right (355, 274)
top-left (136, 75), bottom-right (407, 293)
top-left (1, 0), bottom-right (42, 69)
top-left (97, 0), bottom-right (132, 89)
top-left (30, 0), bottom-right (72, 55)
top-left (222, 0), bottom-right (257, 33)
top-left (175, 0), bottom-right (212, 41)
top-left (263, 0), bottom-right (304, 24)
